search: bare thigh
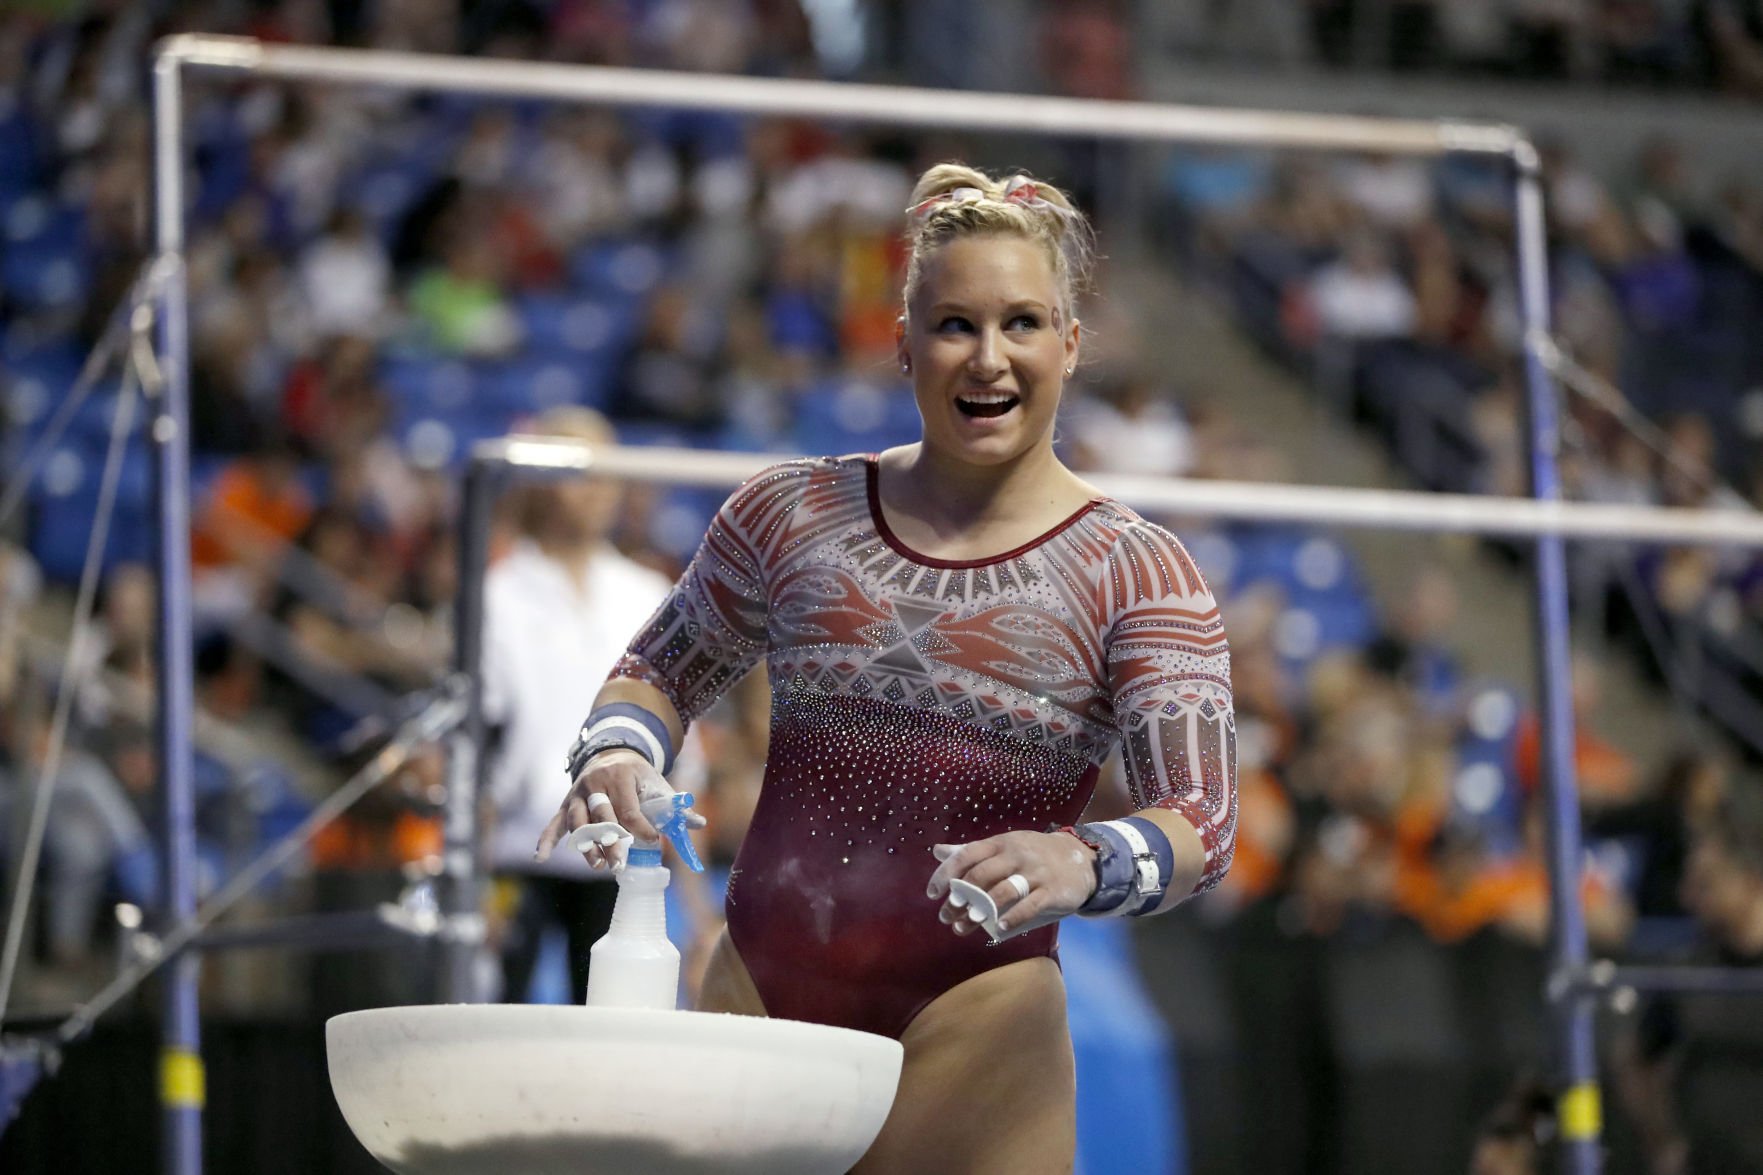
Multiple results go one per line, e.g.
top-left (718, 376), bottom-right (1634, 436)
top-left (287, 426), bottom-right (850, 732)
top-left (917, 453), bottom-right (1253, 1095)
top-left (694, 928), bottom-right (768, 1018)
top-left (853, 958), bottom-right (1076, 1175)
top-left (695, 937), bottom-right (1074, 1174)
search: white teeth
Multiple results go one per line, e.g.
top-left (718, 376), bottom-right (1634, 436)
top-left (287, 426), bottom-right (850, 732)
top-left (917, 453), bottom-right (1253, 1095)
top-left (958, 393), bottom-right (1016, 404)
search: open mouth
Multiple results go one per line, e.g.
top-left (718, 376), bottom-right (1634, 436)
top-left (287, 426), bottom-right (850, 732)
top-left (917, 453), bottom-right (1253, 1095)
top-left (955, 393), bottom-right (1020, 419)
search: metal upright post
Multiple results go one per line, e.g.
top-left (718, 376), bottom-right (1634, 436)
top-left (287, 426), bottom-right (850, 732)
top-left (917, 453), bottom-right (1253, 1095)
top-left (150, 48), bottom-right (203, 1175)
top-left (1512, 138), bottom-right (1602, 1175)
top-left (440, 458), bottom-right (499, 1001)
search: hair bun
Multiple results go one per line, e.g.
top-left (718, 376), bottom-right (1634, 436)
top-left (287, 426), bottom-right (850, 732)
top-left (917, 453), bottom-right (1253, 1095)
top-left (901, 162), bottom-right (1094, 315)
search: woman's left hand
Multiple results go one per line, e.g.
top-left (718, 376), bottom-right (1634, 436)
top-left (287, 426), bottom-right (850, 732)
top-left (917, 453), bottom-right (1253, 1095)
top-left (926, 830), bottom-right (1097, 942)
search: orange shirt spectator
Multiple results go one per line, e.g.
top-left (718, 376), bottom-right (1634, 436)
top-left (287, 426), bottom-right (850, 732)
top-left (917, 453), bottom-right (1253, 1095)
top-left (191, 451), bottom-right (314, 572)
top-left (1218, 767), bottom-right (1295, 904)
top-left (1514, 714), bottom-right (1640, 804)
top-left (1396, 848), bottom-right (1628, 948)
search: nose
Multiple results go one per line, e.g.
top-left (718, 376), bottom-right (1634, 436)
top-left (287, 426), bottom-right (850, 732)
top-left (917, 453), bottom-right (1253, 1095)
top-left (966, 326), bottom-right (1008, 382)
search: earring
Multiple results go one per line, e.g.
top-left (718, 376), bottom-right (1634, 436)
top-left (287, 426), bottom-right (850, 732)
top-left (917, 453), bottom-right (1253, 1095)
top-left (1065, 366), bottom-right (1075, 377)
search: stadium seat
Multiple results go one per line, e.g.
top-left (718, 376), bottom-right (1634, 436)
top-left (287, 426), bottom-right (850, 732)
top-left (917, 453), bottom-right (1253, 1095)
top-left (513, 291), bottom-right (635, 362)
top-left (380, 353), bottom-right (478, 415)
top-left (477, 356), bottom-right (608, 416)
top-left (791, 379), bottom-right (922, 455)
top-left (0, 99), bottom-right (44, 198)
top-left (396, 406), bottom-right (517, 472)
top-left (28, 440), bottom-right (153, 581)
top-left (568, 238), bottom-right (667, 299)
top-left (1, 196), bottom-right (89, 312)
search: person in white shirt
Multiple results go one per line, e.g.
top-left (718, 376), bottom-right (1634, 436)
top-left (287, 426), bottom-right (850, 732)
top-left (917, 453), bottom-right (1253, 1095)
top-left (479, 406), bottom-right (677, 1002)
top-left (1310, 231), bottom-right (1418, 341)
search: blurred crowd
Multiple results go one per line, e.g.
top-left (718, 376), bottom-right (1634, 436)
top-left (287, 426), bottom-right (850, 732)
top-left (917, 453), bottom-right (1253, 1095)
top-left (1164, 124), bottom-right (1763, 761)
top-left (1159, 0), bottom-right (1763, 95)
top-left (2, 1), bottom-right (1763, 1168)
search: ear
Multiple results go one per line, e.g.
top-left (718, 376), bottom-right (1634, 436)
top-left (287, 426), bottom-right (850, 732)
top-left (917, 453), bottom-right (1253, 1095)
top-left (895, 315), bottom-right (910, 371)
top-left (1064, 317), bottom-right (1082, 378)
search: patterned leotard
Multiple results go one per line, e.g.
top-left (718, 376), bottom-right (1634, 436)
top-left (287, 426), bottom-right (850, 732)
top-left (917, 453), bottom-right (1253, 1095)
top-left (611, 455), bottom-right (1236, 1039)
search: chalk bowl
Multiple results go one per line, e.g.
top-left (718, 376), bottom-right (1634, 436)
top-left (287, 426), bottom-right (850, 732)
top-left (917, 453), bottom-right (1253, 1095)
top-left (326, 1004), bottom-right (903, 1175)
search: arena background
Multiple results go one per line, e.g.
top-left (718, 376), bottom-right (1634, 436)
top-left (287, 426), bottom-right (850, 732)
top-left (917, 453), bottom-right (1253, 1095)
top-left (4, 2), bottom-right (1763, 1172)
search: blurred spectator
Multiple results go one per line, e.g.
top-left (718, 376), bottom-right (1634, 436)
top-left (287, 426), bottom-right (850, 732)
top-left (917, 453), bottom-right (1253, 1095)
top-left (71, 562), bottom-right (156, 729)
top-left (478, 407), bottom-right (678, 1003)
top-left (1469, 1079), bottom-right (1557, 1175)
top-left (622, 283), bottom-right (724, 424)
top-left (1367, 562), bottom-right (1465, 716)
top-left (0, 545), bottom-right (42, 736)
top-left (274, 506), bottom-right (435, 694)
top-left (1623, 796), bottom-right (1763, 1174)
top-left (1337, 151), bottom-right (1436, 232)
top-left (1588, 750), bottom-right (1731, 919)
top-left (5, 682), bottom-right (154, 968)
top-left (524, 109), bottom-right (633, 250)
top-left (297, 208), bottom-right (391, 340)
top-left (407, 210), bottom-right (523, 356)
top-left (1507, 0), bottom-right (1592, 78)
top-left (1513, 652), bottom-right (1641, 806)
top-left (1309, 231), bottom-right (1418, 341)
top-left (1038, 0), bottom-right (1136, 101)
top-left (1395, 804), bottom-right (1634, 949)
top-left (1697, 0), bottom-right (1763, 97)
top-left (190, 439), bottom-right (316, 620)
top-left (279, 335), bottom-right (392, 459)
top-left (1065, 374), bottom-right (1196, 478)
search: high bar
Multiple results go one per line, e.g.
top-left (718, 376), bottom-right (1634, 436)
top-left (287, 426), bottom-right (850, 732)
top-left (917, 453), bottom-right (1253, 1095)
top-left (477, 437), bottom-right (1763, 549)
top-left (156, 34), bottom-right (1521, 158)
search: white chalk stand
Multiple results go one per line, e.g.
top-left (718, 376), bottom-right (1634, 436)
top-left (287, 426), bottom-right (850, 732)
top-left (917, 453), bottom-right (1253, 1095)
top-left (327, 1003), bottom-right (902, 1174)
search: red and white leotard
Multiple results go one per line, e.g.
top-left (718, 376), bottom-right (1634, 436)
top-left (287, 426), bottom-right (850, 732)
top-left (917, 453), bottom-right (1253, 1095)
top-left (611, 455), bottom-right (1236, 1038)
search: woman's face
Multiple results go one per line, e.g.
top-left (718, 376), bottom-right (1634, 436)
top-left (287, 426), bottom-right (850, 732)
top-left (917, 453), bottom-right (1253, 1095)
top-left (900, 234), bottom-right (1078, 469)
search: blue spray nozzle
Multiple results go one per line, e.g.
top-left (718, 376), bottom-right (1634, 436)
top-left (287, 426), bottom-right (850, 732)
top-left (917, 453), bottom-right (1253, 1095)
top-left (638, 790), bottom-right (706, 873)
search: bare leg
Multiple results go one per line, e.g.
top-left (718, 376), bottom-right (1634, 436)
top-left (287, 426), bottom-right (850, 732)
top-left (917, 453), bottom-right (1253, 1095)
top-left (694, 928), bottom-right (768, 1017)
top-left (853, 958), bottom-right (1076, 1175)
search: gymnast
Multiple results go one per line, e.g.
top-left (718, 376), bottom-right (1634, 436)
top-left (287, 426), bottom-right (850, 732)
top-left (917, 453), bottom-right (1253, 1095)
top-left (537, 163), bottom-right (1237, 1174)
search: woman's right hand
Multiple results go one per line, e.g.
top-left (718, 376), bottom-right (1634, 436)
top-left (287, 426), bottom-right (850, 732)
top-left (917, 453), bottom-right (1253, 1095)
top-left (535, 748), bottom-right (665, 870)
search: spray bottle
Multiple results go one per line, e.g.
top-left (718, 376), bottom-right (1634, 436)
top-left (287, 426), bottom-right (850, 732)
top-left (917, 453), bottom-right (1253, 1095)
top-left (566, 784), bottom-right (706, 1009)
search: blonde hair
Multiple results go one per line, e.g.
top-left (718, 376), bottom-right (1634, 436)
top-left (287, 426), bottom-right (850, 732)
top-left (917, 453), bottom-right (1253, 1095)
top-left (902, 163), bottom-right (1095, 322)
top-left (516, 406), bottom-right (618, 538)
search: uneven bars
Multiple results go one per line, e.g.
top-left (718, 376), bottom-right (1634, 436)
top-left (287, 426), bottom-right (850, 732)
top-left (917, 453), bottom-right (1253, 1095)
top-left (480, 438), bottom-right (1763, 549)
top-left (157, 33), bottom-right (1518, 157)
top-left (136, 36), bottom-right (1613, 1175)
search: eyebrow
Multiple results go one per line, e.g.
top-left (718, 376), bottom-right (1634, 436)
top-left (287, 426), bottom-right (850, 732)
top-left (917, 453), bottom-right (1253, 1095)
top-left (926, 300), bottom-right (1052, 315)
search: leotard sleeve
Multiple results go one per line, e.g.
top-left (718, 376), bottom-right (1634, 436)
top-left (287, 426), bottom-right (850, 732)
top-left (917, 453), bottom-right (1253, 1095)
top-left (1102, 519), bottom-right (1238, 899)
top-left (608, 461), bottom-right (810, 723)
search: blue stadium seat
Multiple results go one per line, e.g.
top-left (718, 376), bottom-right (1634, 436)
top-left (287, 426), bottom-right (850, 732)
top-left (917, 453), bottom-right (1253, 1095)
top-left (397, 406), bottom-right (517, 471)
top-left (513, 291), bottom-right (635, 361)
top-left (477, 356), bottom-right (611, 416)
top-left (28, 440), bottom-right (153, 581)
top-left (1451, 683), bottom-right (1525, 854)
top-left (569, 238), bottom-right (667, 299)
top-left (1, 196), bottom-right (90, 311)
top-left (1228, 526), bottom-right (1309, 593)
top-left (4, 343), bottom-right (86, 442)
top-left (380, 353), bottom-right (479, 414)
top-left (5, 193), bottom-right (83, 253)
top-left (1, 247), bottom-right (89, 312)
top-left (347, 154), bottom-right (443, 239)
top-left (614, 421), bottom-right (711, 451)
top-left (0, 98), bottom-right (44, 198)
top-left (1179, 530), bottom-right (1239, 596)
top-left (791, 379), bottom-right (922, 455)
